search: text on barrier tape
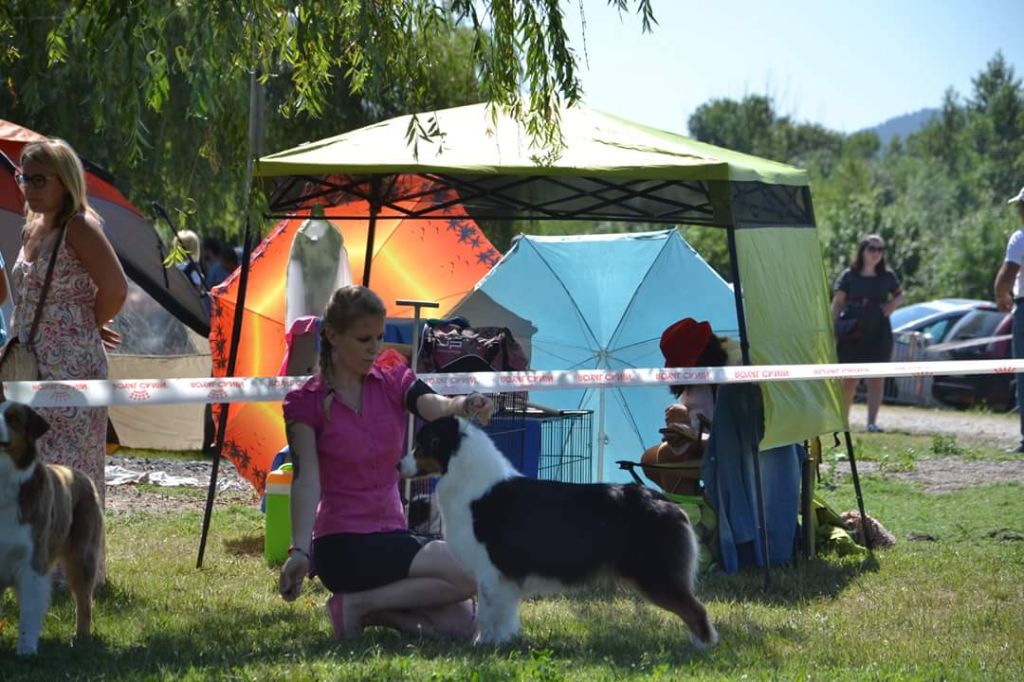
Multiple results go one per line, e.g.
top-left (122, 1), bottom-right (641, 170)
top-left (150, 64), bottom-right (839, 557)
top-left (3, 357), bottom-right (1024, 408)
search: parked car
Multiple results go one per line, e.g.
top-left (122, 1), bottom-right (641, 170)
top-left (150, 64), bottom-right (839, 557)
top-left (890, 298), bottom-right (993, 337)
top-left (879, 299), bottom-right (999, 405)
top-left (930, 308), bottom-right (1014, 411)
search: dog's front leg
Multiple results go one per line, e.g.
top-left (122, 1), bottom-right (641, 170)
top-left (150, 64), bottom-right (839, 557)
top-left (474, 577), bottom-right (521, 645)
top-left (15, 569), bottom-right (52, 656)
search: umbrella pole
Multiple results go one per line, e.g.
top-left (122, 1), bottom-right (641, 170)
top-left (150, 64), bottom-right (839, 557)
top-left (362, 179), bottom-right (382, 287)
top-left (597, 388), bottom-right (607, 483)
top-left (726, 226), bottom-right (773, 590)
top-left (197, 218), bottom-right (254, 569)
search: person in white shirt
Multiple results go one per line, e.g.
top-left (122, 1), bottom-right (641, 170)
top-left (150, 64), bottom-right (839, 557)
top-left (993, 185), bottom-right (1024, 453)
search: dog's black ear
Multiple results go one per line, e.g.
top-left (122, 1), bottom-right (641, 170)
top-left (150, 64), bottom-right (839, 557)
top-left (416, 416), bottom-right (462, 460)
top-left (24, 405), bottom-right (50, 441)
top-left (434, 416), bottom-right (462, 457)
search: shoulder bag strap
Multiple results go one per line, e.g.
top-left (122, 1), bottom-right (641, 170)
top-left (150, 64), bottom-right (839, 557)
top-left (25, 222), bottom-right (66, 347)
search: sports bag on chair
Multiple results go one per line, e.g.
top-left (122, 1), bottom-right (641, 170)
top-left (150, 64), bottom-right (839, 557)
top-left (416, 318), bottom-right (529, 374)
top-left (0, 222), bottom-right (65, 386)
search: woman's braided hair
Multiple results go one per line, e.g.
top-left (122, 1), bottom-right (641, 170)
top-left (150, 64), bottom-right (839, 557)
top-left (319, 285), bottom-right (386, 418)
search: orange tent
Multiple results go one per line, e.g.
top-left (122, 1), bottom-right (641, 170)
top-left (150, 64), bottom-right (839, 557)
top-left (209, 177), bottom-right (499, 491)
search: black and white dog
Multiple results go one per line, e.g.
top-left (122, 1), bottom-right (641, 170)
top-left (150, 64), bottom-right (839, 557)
top-left (402, 416), bottom-right (717, 648)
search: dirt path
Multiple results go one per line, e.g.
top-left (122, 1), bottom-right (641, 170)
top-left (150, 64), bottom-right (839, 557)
top-left (839, 404), bottom-right (1024, 492)
top-left (848, 403), bottom-right (1019, 448)
top-left (105, 456), bottom-right (259, 516)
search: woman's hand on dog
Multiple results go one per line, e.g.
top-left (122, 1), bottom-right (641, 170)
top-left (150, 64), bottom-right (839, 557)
top-left (279, 553), bottom-right (309, 602)
top-left (461, 392), bottom-right (494, 426)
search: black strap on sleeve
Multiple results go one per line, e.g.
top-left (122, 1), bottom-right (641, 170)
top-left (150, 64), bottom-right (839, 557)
top-left (405, 379), bottom-right (437, 419)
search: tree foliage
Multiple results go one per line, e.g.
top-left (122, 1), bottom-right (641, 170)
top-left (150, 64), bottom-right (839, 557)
top-left (0, 0), bottom-right (654, 242)
top-left (684, 53), bottom-right (1024, 303)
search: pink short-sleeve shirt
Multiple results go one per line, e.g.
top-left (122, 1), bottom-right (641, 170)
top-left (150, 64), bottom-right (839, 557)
top-left (282, 363), bottom-right (416, 538)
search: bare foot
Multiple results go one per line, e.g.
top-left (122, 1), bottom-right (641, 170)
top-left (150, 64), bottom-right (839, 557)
top-left (338, 596), bottom-right (366, 639)
top-left (326, 593), bottom-right (364, 641)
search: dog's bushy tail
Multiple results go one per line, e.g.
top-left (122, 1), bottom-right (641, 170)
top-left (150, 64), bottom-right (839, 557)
top-left (678, 510), bottom-right (700, 594)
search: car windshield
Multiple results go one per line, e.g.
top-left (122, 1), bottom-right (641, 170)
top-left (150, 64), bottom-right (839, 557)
top-left (890, 303), bottom-right (943, 330)
top-left (947, 310), bottom-right (1007, 342)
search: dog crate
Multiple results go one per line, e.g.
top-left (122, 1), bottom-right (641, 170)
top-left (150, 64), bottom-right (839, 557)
top-left (404, 403), bottom-right (592, 538)
top-left (533, 408), bottom-right (593, 484)
top-left (482, 391), bottom-right (529, 472)
top-left (406, 475), bottom-right (443, 538)
top-left (405, 391), bottom-right (528, 539)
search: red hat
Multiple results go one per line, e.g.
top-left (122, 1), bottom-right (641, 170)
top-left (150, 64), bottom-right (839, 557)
top-left (660, 318), bottom-right (713, 368)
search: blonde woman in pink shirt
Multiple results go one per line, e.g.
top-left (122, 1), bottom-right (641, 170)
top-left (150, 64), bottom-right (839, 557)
top-left (278, 285), bottom-right (493, 640)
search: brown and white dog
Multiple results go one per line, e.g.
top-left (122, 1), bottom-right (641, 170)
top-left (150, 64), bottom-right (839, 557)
top-left (0, 401), bottom-right (103, 656)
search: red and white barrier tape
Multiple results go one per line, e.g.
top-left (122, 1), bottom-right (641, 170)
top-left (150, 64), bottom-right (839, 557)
top-left (2, 357), bottom-right (1023, 408)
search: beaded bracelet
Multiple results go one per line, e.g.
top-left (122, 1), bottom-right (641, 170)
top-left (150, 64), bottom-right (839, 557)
top-left (288, 545), bottom-right (310, 560)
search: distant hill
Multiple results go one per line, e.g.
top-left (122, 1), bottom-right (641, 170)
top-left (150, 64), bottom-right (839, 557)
top-left (864, 108), bottom-right (940, 146)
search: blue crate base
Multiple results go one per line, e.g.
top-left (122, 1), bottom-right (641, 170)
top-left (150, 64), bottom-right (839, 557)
top-left (485, 416), bottom-right (539, 477)
top-left (485, 410), bottom-right (592, 483)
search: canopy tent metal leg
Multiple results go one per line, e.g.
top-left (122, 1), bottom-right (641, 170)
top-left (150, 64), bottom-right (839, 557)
top-left (843, 430), bottom-right (874, 551)
top-left (197, 64), bottom-right (263, 568)
top-left (197, 219), bottom-right (254, 568)
top-left (726, 226), bottom-right (773, 590)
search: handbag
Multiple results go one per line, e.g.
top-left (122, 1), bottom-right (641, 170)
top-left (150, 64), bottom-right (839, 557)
top-left (0, 223), bottom-right (66, 385)
top-left (834, 317), bottom-right (861, 342)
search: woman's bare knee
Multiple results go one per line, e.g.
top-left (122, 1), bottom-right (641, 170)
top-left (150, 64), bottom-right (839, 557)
top-left (410, 541), bottom-right (476, 594)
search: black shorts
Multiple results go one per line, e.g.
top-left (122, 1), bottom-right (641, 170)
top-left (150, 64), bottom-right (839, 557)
top-left (313, 530), bottom-right (433, 594)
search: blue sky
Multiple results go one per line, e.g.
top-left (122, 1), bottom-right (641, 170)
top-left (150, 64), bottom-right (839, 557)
top-left (562, 0), bottom-right (1024, 135)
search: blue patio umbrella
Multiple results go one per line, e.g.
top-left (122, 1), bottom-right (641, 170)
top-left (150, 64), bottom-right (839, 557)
top-left (452, 229), bottom-right (738, 483)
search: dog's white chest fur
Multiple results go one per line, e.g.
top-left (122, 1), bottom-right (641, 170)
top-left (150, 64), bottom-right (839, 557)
top-left (0, 503), bottom-right (33, 585)
top-left (0, 459), bottom-right (34, 586)
top-left (434, 431), bottom-right (517, 588)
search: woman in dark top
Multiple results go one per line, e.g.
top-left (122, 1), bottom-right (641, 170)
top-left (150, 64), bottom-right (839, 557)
top-left (831, 234), bottom-right (904, 432)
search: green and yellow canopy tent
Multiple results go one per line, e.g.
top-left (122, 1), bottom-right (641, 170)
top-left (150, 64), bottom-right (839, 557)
top-left (202, 102), bottom-right (867, 579)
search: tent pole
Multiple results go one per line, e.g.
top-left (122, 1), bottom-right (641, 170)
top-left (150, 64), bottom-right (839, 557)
top-left (362, 179), bottom-right (382, 287)
top-left (197, 58), bottom-right (263, 567)
top-left (842, 430), bottom-right (874, 551)
top-left (726, 225), bottom-right (772, 590)
top-left (197, 217), bottom-right (254, 568)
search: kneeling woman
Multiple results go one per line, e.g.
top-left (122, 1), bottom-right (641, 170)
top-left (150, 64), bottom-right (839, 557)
top-left (278, 285), bottom-right (493, 640)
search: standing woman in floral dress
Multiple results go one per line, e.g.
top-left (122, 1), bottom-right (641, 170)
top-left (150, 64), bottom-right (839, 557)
top-left (12, 138), bottom-right (127, 509)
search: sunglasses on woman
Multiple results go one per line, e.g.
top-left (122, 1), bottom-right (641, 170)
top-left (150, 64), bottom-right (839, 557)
top-left (14, 172), bottom-right (55, 189)
top-left (865, 244), bottom-right (885, 253)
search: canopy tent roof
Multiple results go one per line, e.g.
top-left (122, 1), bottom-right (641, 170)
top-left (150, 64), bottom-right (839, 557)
top-left (252, 102), bottom-right (845, 452)
top-left (256, 103), bottom-right (814, 228)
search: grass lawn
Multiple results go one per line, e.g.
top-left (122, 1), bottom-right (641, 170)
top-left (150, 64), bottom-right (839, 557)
top-left (1, 435), bottom-right (1022, 680)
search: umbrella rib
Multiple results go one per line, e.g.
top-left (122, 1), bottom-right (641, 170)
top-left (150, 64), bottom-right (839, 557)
top-left (610, 384), bottom-right (649, 453)
top-left (534, 343), bottom-right (597, 370)
top-left (605, 234), bottom-right (673, 355)
top-left (523, 239), bottom-right (604, 360)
